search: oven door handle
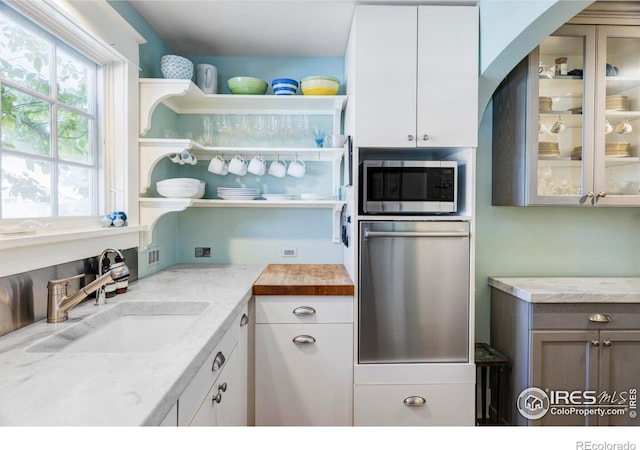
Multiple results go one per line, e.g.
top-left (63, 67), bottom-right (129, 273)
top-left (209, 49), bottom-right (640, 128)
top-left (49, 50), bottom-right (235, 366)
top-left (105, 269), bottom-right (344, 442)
top-left (364, 231), bottom-right (469, 238)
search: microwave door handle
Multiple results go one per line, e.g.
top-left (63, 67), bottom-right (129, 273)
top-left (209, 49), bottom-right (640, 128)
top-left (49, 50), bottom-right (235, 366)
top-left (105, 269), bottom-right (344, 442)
top-left (364, 231), bottom-right (469, 238)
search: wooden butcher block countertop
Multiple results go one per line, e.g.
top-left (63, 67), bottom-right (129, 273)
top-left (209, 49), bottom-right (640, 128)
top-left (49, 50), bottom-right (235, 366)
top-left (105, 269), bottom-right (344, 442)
top-left (253, 264), bottom-right (354, 296)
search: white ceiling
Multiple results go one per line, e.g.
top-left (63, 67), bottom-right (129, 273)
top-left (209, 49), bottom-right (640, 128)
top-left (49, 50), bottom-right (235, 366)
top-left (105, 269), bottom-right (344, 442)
top-left (128, 0), bottom-right (476, 57)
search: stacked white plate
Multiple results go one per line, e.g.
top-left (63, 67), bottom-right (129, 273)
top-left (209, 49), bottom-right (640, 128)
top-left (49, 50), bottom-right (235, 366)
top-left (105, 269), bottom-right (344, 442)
top-left (262, 194), bottom-right (296, 201)
top-left (157, 178), bottom-right (205, 198)
top-left (217, 187), bottom-right (261, 200)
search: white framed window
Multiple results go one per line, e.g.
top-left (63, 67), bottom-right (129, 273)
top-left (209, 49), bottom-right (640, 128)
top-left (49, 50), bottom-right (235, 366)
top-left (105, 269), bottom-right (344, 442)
top-left (0, 2), bottom-right (100, 219)
top-left (0, 0), bottom-right (145, 277)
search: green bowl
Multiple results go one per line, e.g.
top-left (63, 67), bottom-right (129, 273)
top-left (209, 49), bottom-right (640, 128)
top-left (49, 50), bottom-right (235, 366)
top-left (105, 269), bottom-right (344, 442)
top-left (227, 76), bottom-right (268, 95)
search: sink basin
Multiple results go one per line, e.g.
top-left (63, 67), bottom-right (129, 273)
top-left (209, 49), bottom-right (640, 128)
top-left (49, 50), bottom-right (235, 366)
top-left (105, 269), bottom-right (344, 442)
top-left (27, 301), bottom-right (209, 353)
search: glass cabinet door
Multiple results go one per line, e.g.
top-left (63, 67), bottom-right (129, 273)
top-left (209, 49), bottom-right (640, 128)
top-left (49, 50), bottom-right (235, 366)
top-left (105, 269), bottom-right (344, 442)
top-left (530, 25), bottom-right (595, 205)
top-left (594, 26), bottom-right (640, 205)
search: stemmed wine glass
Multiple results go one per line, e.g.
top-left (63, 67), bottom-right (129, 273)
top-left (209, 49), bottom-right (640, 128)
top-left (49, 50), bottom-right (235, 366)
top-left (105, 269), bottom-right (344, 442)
top-left (266, 115), bottom-right (279, 146)
top-left (251, 115), bottom-right (267, 146)
top-left (279, 115), bottom-right (293, 147)
top-left (232, 114), bottom-right (249, 145)
top-left (295, 114), bottom-right (310, 147)
top-left (214, 115), bottom-right (229, 146)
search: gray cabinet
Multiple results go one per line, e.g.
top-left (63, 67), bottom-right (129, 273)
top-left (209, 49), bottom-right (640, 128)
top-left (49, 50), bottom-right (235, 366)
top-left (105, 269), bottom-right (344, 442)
top-left (491, 288), bottom-right (640, 426)
top-left (492, 24), bottom-right (640, 207)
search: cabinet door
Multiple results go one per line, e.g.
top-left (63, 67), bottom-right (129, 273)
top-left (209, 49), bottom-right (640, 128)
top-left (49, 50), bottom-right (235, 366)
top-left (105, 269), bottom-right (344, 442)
top-left (354, 383), bottom-right (475, 426)
top-left (530, 25), bottom-right (596, 206)
top-left (190, 345), bottom-right (242, 426)
top-left (255, 323), bottom-right (353, 426)
top-left (530, 330), bottom-right (600, 426)
top-left (598, 330), bottom-right (640, 426)
top-left (593, 26), bottom-right (640, 206)
top-left (416, 6), bottom-right (478, 147)
top-left (215, 344), bottom-right (245, 426)
top-left (353, 6), bottom-right (417, 148)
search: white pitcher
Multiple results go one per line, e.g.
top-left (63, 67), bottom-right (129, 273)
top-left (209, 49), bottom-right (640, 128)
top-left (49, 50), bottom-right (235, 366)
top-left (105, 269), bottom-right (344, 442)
top-left (196, 64), bottom-right (217, 94)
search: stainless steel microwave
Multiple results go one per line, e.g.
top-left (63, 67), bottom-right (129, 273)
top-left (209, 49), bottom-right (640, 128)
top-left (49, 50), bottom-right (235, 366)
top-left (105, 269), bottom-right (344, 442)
top-left (362, 160), bottom-right (458, 214)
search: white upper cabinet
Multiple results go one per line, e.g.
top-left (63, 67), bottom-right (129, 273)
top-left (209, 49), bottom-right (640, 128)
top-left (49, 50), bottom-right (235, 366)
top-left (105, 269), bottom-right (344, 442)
top-left (348, 5), bottom-right (478, 148)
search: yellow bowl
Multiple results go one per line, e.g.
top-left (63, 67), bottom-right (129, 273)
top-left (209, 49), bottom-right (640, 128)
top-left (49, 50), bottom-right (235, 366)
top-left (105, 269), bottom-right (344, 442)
top-left (301, 78), bottom-right (340, 95)
top-left (301, 86), bottom-right (339, 95)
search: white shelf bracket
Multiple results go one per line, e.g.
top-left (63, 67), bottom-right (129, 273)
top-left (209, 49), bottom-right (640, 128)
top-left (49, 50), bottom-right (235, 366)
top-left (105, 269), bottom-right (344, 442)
top-left (139, 79), bottom-right (194, 136)
top-left (139, 199), bottom-right (192, 250)
top-left (139, 139), bottom-right (202, 193)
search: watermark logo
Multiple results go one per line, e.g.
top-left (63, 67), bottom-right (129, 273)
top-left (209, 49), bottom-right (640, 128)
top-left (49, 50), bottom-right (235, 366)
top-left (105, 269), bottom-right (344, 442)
top-left (517, 387), bottom-right (550, 420)
top-left (517, 387), bottom-right (637, 420)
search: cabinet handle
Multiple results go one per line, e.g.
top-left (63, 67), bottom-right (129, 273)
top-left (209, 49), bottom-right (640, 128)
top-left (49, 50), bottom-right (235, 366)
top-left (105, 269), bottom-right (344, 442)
top-left (240, 313), bottom-right (249, 327)
top-left (589, 313), bottom-right (612, 323)
top-left (407, 134), bottom-right (414, 142)
top-left (292, 335), bottom-right (316, 345)
top-left (603, 340), bottom-right (612, 347)
top-left (218, 382), bottom-right (227, 393)
top-left (597, 192), bottom-right (607, 198)
top-left (422, 134), bottom-right (429, 141)
top-left (403, 396), bottom-right (426, 406)
top-left (586, 192), bottom-right (595, 198)
top-left (212, 351), bottom-right (226, 371)
top-left (591, 340), bottom-right (600, 346)
top-left (293, 306), bottom-right (316, 316)
top-left (212, 393), bottom-right (222, 404)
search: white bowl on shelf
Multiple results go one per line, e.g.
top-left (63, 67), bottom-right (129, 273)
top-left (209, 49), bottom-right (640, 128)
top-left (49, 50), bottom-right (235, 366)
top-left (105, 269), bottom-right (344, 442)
top-left (156, 178), bottom-right (205, 198)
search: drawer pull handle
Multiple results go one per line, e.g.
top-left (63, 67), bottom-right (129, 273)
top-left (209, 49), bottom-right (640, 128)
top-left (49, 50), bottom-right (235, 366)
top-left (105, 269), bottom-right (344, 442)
top-left (212, 393), bottom-right (222, 404)
top-left (592, 340), bottom-right (600, 347)
top-left (293, 306), bottom-right (316, 316)
top-left (218, 382), bottom-right (227, 393)
top-left (240, 313), bottom-right (249, 327)
top-left (603, 340), bottom-right (612, 347)
top-left (212, 351), bottom-right (225, 371)
top-left (292, 335), bottom-right (316, 345)
top-left (404, 396), bottom-right (426, 407)
top-left (589, 313), bottom-right (612, 323)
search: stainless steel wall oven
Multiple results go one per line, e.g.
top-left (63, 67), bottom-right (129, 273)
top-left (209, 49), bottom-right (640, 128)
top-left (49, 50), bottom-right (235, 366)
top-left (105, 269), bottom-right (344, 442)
top-left (358, 221), bottom-right (470, 364)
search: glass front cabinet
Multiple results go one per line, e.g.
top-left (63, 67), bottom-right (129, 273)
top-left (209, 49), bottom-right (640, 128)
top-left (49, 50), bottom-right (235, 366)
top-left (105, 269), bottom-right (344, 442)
top-left (492, 24), bottom-right (640, 206)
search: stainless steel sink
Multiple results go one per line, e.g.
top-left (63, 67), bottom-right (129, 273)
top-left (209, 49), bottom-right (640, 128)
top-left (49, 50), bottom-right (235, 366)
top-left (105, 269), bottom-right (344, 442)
top-left (26, 301), bottom-right (209, 353)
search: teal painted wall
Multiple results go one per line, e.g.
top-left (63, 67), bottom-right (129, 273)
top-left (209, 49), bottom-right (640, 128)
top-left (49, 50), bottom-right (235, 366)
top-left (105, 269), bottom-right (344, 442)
top-left (107, 0), bottom-right (173, 78)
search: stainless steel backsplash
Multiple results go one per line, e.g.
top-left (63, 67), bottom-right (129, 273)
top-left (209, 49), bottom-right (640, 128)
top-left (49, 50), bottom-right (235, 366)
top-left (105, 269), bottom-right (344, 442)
top-left (0, 248), bottom-right (138, 337)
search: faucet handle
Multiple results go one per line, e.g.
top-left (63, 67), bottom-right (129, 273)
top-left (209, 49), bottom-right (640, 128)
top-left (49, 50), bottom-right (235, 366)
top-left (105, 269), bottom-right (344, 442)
top-left (48, 273), bottom-right (85, 289)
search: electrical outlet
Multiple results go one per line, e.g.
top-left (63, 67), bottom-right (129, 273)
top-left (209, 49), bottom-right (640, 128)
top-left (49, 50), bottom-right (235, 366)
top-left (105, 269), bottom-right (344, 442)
top-left (281, 248), bottom-right (297, 257)
top-left (195, 247), bottom-right (211, 257)
top-left (147, 248), bottom-right (160, 265)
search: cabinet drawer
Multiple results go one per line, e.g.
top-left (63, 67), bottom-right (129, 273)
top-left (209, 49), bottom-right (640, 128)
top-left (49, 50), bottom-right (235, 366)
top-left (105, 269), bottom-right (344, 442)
top-left (178, 317), bottom-right (240, 426)
top-left (531, 303), bottom-right (640, 330)
top-left (354, 383), bottom-right (475, 426)
top-left (255, 323), bottom-right (353, 425)
top-left (255, 295), bottom-right (353, 324)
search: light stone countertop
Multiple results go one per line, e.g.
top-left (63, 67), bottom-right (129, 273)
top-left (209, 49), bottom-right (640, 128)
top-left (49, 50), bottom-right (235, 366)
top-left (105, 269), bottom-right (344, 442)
top-left (488, 277), bottom-right (640, 303)
top-left (0, 264), bottom-right (265, 426)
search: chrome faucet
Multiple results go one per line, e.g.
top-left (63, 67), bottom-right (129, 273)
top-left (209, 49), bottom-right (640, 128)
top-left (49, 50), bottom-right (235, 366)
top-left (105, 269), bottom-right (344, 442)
top-left (46, 249), bottom-right (130, 323)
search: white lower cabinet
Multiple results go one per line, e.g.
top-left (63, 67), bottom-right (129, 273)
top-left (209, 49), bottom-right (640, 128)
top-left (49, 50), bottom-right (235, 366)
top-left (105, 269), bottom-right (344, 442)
top-left (190, 344), bottom-right (243, 426)
top-left (354, 383), bottom-right (475, 426)
top-left (178, 304), bottom-right (249, 426)
top-left (254, 295), bottom-right (353, 426)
